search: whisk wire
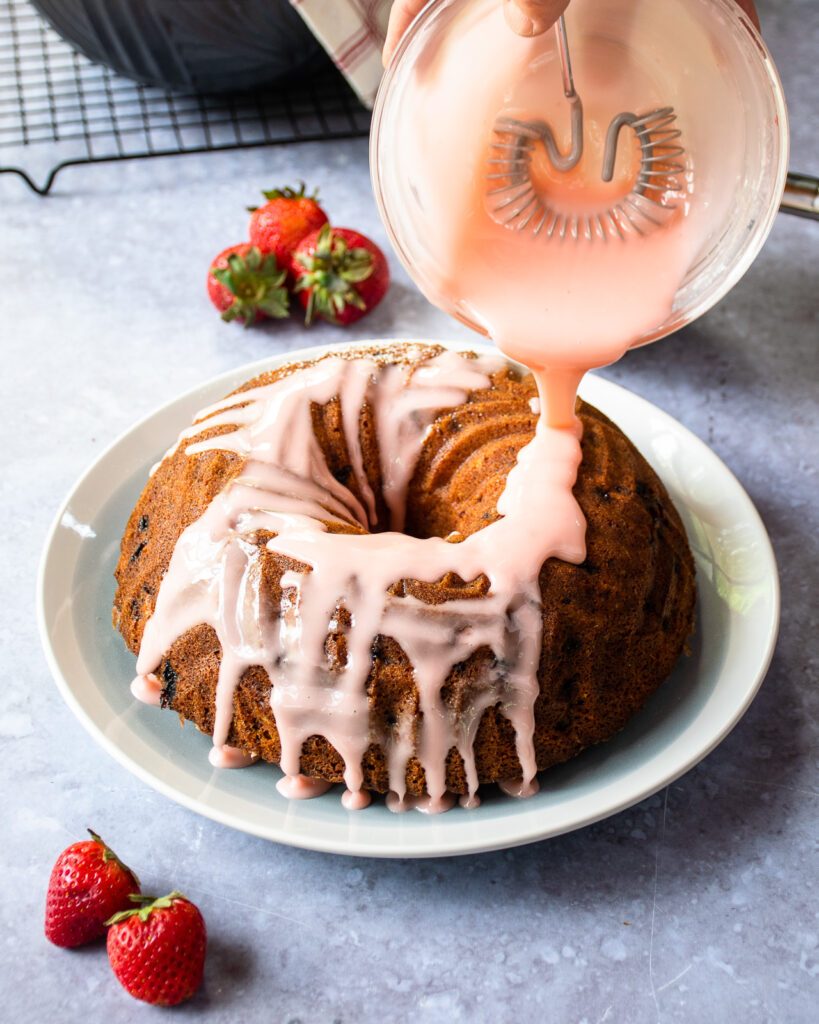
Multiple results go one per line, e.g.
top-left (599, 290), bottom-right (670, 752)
top-left (486, 16), bottom-right (687, 242)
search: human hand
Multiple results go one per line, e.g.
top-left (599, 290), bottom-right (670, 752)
top-left (383, 0), bottom-right (570, 66)
top-left (382, 0), bottom-right (760, 68)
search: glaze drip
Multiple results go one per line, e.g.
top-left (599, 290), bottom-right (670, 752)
top-left (209, 744), bottom-right (258, 769)
top-left (133, 349), bottom-right (587, 807)
top-left (131, 673), bottom-right (162, 706)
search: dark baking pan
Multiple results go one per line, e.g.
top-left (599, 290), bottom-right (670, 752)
top-left (30, 0), bottom-right (333, 93)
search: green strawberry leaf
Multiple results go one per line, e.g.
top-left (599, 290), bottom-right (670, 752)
top-left (294, 226), bottom-right (374, 326)
top-left (105, 891), bottom-right (186, 926)
top-left (212, 246), bottom-right (289, 326)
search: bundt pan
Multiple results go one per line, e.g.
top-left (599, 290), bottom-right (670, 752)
top-left (30, 0), bottom-right (333, 93)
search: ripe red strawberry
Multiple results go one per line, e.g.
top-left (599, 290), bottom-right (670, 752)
top-left (207, 243), bottom-right (289, 325)
top-left (44, 829), bottom-right (140, 948)
top-left (248, 183), bottom-right (329, 266)
top-left (106, 892), bottom-right (206, 1007)
top-left (291, 225), bottom-right (390, 326)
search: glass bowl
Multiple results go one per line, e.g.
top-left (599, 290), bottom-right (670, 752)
top-left (370, 0), bottom-right (789, 348)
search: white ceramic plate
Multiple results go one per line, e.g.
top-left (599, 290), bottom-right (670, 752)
top-left (37, 341), bottom-right (779, 858)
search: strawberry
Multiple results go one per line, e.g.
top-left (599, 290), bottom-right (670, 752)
top-left (291, 224), bottom-right (390, 326)
top-left (106, 892), bottom-right (206, 1007)
top-left (207, 243), bottom-right (289, 325)
top-left (248, 183), bottom-right (329, 267)
top-left (44, 829), bottom-right (140, 948)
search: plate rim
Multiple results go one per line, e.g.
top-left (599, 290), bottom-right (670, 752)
top-left (36, 339), bottom-right (781, 857)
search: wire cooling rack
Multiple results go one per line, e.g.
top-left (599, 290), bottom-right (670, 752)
top-left (0, 0), bottom-right (372, 195)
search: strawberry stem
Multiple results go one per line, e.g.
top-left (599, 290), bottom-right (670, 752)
top-left (260, 182), bottom-right (317, 202)
top-left (105, 891), bottom-right (186, 926)
top-left (248, 183), bottom-right (318, 213)
top-left (294, 225), bottom-right (373, 326)
top-left (211, 246), bottom-right (289, 326)
top-left (87, 828), bottom-right (139, 888)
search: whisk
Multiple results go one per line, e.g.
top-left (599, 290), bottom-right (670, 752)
top-left (487, 15), bottom-right (686, 241)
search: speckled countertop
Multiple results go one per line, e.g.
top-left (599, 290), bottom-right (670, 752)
top-left (1, 1), bottom-right (817, 1021)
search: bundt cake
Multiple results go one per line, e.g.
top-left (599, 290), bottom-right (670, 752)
top-left (113, 342), bottom-right (695, 811)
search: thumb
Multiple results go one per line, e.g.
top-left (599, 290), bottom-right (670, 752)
top-left (504, 0), bottom-right (571, 37)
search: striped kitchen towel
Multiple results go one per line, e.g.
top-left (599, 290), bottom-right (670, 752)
top-left (291, 0), bottom-right (393, 108)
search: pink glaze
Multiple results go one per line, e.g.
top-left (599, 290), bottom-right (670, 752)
top-left (386, 791), bottom-right (457, 815)
top-left (208, 744), bottom-right (258, 769)
top-left (342, 788), bottom-right (373, 810)
top-left (459, 793), bottom-right (481, 810)
top-left (499, 777), bottom-right (542, 799)
top-left (134, 348), bottom-right (585, 810)
top-left (276, 774), bottom-right (333, 800)
top-left (130, 673), bottom-right (162, 706)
